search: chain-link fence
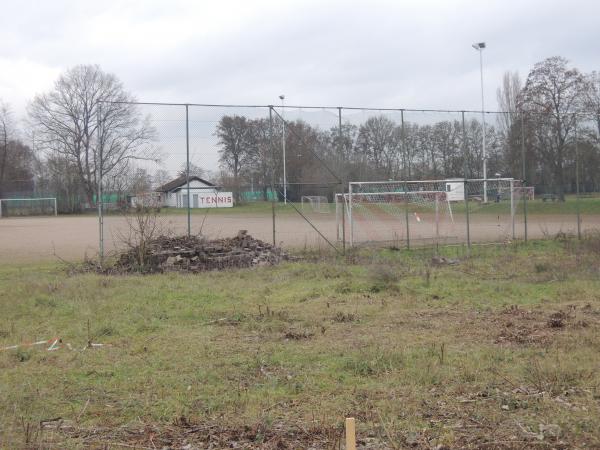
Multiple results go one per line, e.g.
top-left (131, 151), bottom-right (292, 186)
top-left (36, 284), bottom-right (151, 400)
top-left (87, 103), bottom-right (600, 260)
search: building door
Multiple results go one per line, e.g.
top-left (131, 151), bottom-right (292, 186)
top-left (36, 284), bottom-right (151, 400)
top-left (193, 194), bottom-right (198, 208)
top-left (182, 194), bottom-right (188, 208)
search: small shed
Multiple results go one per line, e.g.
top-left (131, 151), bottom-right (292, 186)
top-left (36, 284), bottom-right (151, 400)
top-left (444, 179), bottom-right (465, 202)
top-left (155, 176), bottom-right (233, 208)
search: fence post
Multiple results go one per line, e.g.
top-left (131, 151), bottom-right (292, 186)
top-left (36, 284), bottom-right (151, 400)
top-left (575, 118), bottom-right (581, 240)
top-left (435, 192), bottom-right (440, 251)
top-left (401, 109), bottom-right (410, 250)
top-left (521, 114), bottom-right (528, 243)
top-left (510, 178), bottom-right (515, 240)
top-left (339, 107), bottom-right (346, 255)
top-left (462, 111), bottom-right (470, 253)
top-left (268, 106), bottom-right (276, 245)
top-left (97, 101), bottom-right (104, 265)
top-left (185, 104), bottom-right (191, 237)
top-left (349, 182), bottom-right (354, 246)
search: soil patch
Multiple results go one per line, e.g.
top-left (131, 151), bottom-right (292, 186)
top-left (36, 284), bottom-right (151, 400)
top-left (48, 418), bottom-right (378, 450)
top-left (493, 304), bottom-right (598, 345)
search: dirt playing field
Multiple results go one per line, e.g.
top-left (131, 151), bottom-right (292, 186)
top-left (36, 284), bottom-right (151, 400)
top-left (1, 211), bottom-right (599, 263)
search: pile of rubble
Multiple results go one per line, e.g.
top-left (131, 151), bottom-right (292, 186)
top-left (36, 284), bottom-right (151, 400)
top-left (114, 230), bottom-right (289, 273)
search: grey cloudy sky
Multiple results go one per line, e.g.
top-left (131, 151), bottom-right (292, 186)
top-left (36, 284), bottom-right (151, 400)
top-left (1, 0), bottom-right (599, 117)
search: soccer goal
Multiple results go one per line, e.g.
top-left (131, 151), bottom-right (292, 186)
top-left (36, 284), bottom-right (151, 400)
top-left (0, 198), bottom-right (57, 218)
top-left (301, 195), bottom-right (329, 213)
top-left (337, 178), bottom-right (530, 247)
top-left (337, 181), bottom-right (454, 246)
top-left (512, 186), bottom-right (535, 201)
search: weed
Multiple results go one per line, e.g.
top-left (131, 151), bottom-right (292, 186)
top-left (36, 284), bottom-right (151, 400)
top-left (95, 325), bottom-right (117, 337)
top-left (535, 262), bottom-right (551, 273)
top-left (14, 349), bottom-right (31, 362)
top-left (368, 264), bottom-right (402, 292)
top-left (333, 311), bottom-right (358, 323)
top-left (34, 296), bottom-right (57, 308)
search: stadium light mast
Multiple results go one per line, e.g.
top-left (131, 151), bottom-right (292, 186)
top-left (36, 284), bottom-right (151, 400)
top-left (472, 41), bottom-right (487, 202)
top-left (279, 95), bottom-right (287, 204)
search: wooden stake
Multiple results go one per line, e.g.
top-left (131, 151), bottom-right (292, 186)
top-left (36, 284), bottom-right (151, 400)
top-left (345, 417), bottom-right (356, 450)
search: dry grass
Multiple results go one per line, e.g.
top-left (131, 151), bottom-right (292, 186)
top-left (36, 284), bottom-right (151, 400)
top-left (1, 241), bottom-right (600, 448)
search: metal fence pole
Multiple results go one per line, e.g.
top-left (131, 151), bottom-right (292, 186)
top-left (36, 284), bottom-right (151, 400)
top-left (185, 104), bottom-right (191, 237)
top-left (349, 182), bottom-right (354, 246)
top-left (97, 101), bottom-right (104, 265)
top-left (435, 193), bottom-right (440, 250)
top-left (510, 178), bottom-right (515, 240)
top-left (575, 118), bottom-right (581, 240)
top-left (269, 106), bottom-right (276, 246)
top-left (339, 107), bottom-right (346, 254)
top-left (462, 111), bottom-right (471, 253)
top-left (520, 114), bottom-right (528, 243)
top-left (401, 109), bottom-right (410, 250)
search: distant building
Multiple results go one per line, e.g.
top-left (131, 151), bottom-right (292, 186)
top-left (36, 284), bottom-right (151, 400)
top-left (132, 176), bottom-right (234, 208)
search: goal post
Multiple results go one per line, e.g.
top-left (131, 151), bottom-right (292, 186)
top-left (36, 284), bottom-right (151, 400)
top-left (464, 178), bottom-right (525, 241)
top-left (301, 195), bottom-right (329, 213)
top-left (339, 180), bottom-right (455, 247)
top-left (0, 197), bottom-right (58, 218)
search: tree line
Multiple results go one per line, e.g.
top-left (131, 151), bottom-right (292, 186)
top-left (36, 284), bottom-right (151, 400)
top-left (1, 56), bottom-right (599, 213)
top-left (217, 57), bottom-right (600, 202)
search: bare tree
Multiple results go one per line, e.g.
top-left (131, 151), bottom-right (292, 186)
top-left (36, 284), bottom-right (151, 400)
top-left (215, 115), bottom-right (255, 200)
top-left (0, 101), bottom-right (38, 200)
top-left (519, 56), bottom-right (588, 200)
top-left (152, 169), bottom-right (171, 189)
top-left (28, 65), bottom-right (157, 206)
top-left (497, 72), bottom-right (522, 118)
top-left (356, 116), bottom-right (401, 179)
top-left (0, 101), bottom-right (14, 197)
top-left (247, 118), bottom-right (274, 200)
top-left (119, 194), bottom-right (163, 270)
top-left (177, 162), bottom-right (207, 179)
top-left (35, 152), bottom-right (84, 213)
top-left (584, 71), bottom-right (600, 141)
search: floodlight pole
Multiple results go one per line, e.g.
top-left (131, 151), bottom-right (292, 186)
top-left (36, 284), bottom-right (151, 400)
top-left (473, 42), bottom-right (487, 203)
top-left (97, 101), bottom-right (104, 265)
top-left (280, 95), bottom-right (287, 204)
top-left (185, 104), bottom-right (191, 236)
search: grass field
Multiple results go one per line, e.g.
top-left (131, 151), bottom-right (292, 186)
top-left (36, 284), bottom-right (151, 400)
top-left (2, 240), bottom-right (600, 448)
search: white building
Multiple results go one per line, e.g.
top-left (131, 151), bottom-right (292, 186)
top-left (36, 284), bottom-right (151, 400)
top-left (155, 176), bottom-right (234, 208)
top-left (444, 179), bottom-right (465, 202)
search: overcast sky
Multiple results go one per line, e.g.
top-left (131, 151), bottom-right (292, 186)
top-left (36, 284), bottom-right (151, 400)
top-left (1, 0), bottom-right (599, 118)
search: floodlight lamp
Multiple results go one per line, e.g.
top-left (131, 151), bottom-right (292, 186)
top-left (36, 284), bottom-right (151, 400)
top-left (472, 42), bottom-right (486, 50)
top-left (279, 95), bottom-right (285, 100)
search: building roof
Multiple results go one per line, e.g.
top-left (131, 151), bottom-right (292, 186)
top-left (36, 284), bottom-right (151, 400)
top-left (156, 175), bottom-right (216, 193)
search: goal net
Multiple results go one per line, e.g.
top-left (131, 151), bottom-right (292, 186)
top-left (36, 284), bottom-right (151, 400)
top-left (337, 178), bottom-right (528, 247)
top-left (337, 181), bottom-right (454, 246)
top-left (512, 186), bottom-right (535, 201)
top-left (464, 178), bottom-right (523, 242)
top-left (301, 195), bottom-right (329, 213)
top-left (0, 198), bottom-right (57, 218)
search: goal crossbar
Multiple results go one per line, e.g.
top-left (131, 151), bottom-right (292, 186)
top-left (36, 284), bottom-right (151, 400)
top-left (337, 190), bottom-right (448, 199)
top-left (301, 195), bottom-right (329, 213)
